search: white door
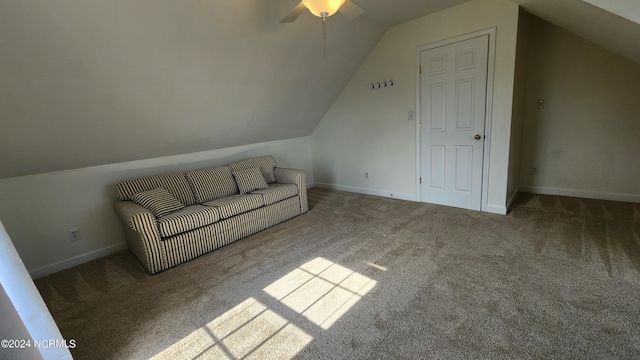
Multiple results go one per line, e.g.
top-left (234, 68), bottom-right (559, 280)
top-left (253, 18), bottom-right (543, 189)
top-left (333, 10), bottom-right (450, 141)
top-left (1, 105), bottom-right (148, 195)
top-left (419, 35), bottom-right (489, 210)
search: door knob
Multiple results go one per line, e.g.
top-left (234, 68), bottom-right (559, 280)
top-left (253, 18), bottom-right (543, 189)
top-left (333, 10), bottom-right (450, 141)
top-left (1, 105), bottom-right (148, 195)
top-left (474, 134), bottom-right (482, 140)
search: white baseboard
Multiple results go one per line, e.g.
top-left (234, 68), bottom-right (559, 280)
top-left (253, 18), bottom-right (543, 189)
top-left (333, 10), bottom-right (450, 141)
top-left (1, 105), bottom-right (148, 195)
top-left (481, 189), bottom-right (516, 215)
top-left (313, 182), bottom-right (417, 202)
top-left (506, 187), bottom-right (520, 213)
top-left (29, 242), bottom-right (128, 279)
top-left (519, 186), bottom-right (640, 203)
top-left (485, 204), bottom-right (508, 215)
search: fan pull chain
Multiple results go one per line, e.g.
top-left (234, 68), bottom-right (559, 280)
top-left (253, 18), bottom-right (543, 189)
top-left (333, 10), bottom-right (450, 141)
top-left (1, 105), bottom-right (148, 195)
top-left (321, 12), bottom-right (327, 61)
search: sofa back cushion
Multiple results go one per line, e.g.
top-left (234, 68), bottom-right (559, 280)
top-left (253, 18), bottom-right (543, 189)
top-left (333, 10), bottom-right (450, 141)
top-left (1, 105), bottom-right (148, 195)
top-left (186, 166), bottom-right (238, 203)
top-left (229, 155), bottom-right (277, 184)
top-left (115, 172), bottom-right (196, 206)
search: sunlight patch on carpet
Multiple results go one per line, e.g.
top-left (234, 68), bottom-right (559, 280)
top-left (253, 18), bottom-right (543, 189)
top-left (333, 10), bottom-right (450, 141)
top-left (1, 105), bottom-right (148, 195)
top-left (152, 297), bottom-right (312, 359)
top-left (366, 261), bottom-right (388, 271)
top-left (264, 257), bottom-right (377, 330)
top-left (153, 257), bottom-right (374, 359)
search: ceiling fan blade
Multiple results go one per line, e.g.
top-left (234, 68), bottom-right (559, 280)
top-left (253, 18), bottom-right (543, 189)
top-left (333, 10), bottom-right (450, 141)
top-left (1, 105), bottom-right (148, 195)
top-left (279, 2), bottom-right (307, 23)
top-left (339, 0), bottom-right (364, 20)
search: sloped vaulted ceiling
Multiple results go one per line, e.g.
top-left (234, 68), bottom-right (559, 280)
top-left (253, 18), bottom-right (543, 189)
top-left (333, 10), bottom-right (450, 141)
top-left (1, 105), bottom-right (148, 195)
top-left (2, 0), bottom-right (637, 178)
top-left (0, 0), bottom-right (472, 178)
top-left (513, 0), bottom-right (640, 64)
top-left (0, 0), bottom-right (386, 178)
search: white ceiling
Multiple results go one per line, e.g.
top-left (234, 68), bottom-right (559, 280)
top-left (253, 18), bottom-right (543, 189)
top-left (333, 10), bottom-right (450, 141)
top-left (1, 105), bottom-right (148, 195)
top-left (0, 0), bottom-right (469, 178)
top-left (0, 0), bottom-right (638, 178)
top-left (513, 0), bottom-right (640, 64)
top-left (350, 0), bottom-right (471, 27)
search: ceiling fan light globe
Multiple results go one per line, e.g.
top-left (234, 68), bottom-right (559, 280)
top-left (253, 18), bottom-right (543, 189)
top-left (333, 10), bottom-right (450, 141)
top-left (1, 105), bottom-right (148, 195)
top-left (302, 0), bottom-right (346, 17)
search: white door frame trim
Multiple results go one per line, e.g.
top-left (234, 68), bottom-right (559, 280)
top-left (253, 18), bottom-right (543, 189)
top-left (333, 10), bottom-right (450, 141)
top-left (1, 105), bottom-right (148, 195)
top-left (415, 27), bottom-right (496, 211)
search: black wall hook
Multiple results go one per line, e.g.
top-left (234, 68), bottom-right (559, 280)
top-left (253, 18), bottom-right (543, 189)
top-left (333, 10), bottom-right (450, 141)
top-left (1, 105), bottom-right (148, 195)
top-left (370, 78), bottom-right (395, 90)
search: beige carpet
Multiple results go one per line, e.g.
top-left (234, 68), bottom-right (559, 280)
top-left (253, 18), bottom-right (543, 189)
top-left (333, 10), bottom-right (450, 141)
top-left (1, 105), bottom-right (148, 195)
top-left (35, 188), bottom-right (640, 359)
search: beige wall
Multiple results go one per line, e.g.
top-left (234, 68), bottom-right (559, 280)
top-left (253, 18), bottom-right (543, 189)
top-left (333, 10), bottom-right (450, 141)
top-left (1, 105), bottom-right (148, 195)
top-left (519, 16), bottom-right (640, 202)
top-left (507, 9), bottom-right (531, 207)
top-left (0, 137), bottom-right (313, 277)
top-left (311, 0), bottom-right (520, 213)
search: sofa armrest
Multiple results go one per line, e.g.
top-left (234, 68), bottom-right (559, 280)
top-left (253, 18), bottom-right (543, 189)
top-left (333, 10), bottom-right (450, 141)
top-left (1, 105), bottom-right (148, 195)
top-left (274, 167), bottom-right (306, 185)
top-left (114, 200), bottom-right (155, 231)
top-left (113, 201), bottom-right (167, 274)
top-left (274, 167), bottom-right (308, 213)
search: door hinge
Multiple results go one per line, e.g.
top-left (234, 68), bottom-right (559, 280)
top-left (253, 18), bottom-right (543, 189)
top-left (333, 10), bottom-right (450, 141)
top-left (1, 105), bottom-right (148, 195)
top-left (419, 123), bottom-right (422, 131)
top-left (420, 177), bottom-right (422, 184)
top-left (419, 66), bottom-right (422, 75)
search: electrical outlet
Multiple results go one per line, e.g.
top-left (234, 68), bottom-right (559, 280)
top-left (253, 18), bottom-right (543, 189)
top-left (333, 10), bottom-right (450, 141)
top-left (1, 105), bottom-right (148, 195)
top-left (408, 110), bottom-right (415, 121)
top-left (532, 167), bottom-right (539, 176)
top-left (68, 228), bottom-right (82, 242)
top-left (364, 172), bottom-right (369, 179)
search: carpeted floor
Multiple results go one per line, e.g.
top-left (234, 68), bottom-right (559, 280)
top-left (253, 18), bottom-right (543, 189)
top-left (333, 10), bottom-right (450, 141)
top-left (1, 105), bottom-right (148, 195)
top-left (34, 188), bottom-right (640, 359)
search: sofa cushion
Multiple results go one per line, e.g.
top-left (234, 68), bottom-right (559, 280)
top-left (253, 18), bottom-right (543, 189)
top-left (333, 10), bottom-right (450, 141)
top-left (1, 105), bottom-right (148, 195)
top-left (250, 183), bottom-right (299, 206)
top-left (233, 167), bottom-right (268, 195)
top-left (156, 205), bottom-right (220, 237)
top-left (131, 187), bottom-right (185, 217)
top-left (186, 166), bottom-right (238, 203)
top-left (229, 155), bottom-right (277, 184)
top-left (204, 194), bottom-right (265, 219)
top-left (115, 172), bottom-right (196, 206)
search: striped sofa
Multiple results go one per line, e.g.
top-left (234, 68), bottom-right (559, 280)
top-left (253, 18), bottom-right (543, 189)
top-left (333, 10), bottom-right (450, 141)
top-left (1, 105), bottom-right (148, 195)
top-left (113, 155), bottom-right (308, 275)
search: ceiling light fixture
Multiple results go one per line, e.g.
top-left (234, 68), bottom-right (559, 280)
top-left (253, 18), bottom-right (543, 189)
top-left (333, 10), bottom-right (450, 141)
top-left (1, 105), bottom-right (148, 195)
top-left (280, 0), bottom-right (363, 60)
top-left (302, 0), bottom-right (345, 18)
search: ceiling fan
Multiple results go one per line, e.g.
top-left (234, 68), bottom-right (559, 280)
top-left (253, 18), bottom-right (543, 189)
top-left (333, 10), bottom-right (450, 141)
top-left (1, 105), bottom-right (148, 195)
top-left (280, 0), bottom-right (364, 59)
top-left (279, 0), bottom-right (364, 23)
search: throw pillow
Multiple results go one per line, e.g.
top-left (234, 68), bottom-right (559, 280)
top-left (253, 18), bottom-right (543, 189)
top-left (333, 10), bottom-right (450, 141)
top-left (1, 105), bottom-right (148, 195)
top-left (229, 155), bottom-right (277, 183)
top-left (233, 167), bottom-right (268, 195)
top-left (131, 187), bottom-right (185, 217)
